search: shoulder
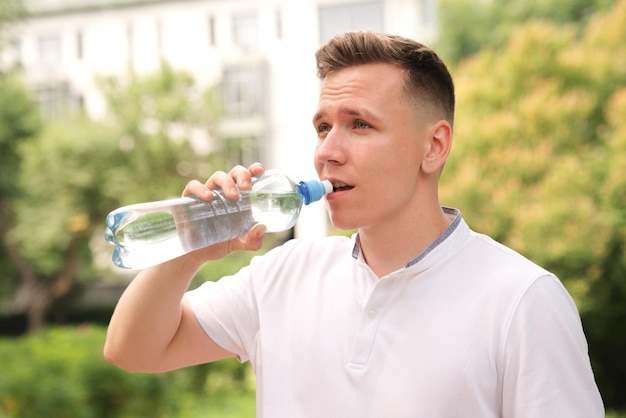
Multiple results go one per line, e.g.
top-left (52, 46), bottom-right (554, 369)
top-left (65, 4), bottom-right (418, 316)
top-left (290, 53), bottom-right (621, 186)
top-left (461, 228), bottom-right (552, 281)
top-left (460, 228), bottom-right (582, 341)
top-left (441, 223), bottom-right (562, 316)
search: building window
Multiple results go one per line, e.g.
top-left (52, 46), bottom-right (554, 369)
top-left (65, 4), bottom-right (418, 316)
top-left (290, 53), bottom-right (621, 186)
top-left (76, 30), bottom-right (83, 60)
top-left (232, 11), bottom-right (258, 50)
top-left (318, 1), bottom-right (384, 43)
top-left (208, 15), bottom-right (216, 46)
top-left (35, 82), bottom-right (79, 119)
top-left (221, 63), bottom-right (265, 119)
top-left (156, 19), bottom-right (163, 59)
top-left (221, 135), bottom-right (260, 168)
top-left (276, 9), bottom-right (282, 40)
top-left (420, 0), bottom-right (437, 27)
top-left (11, 38), bottom-right (22, 67)
top-left (126, 22), bottom-right (134, 66)
top-left (38, 34), bottom-right (62, 69)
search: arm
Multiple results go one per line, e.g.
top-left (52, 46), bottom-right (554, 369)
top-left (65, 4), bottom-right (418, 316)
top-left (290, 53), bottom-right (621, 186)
top-left (103, 164), bottom-right (266, 373)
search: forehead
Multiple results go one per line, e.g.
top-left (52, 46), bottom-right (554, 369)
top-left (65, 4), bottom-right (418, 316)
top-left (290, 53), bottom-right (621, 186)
top-left (314, 63), bottom-right (409, 121)
top-left (319, 63), bottom-right (405, 99)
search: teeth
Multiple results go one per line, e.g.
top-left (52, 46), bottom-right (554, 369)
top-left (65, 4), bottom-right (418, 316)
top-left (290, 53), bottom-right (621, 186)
top-left (332, 182), bottom-right (347, 188)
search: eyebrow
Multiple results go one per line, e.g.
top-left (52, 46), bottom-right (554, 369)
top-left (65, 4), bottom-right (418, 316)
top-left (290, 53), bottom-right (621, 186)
top-left (312, 106), bottom-right (378, 125)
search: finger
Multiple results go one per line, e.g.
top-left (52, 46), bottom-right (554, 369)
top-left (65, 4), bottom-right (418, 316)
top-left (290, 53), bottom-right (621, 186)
top-left (205, 171), bottom-right (239, 198)
top-left (200, 164), bottom-right (265, 200)
top-left (247, 224), bottom-right (267, 251)
top-left (230, 224), bottom-right (267, 253)
top-left (248, 162), bottom-right (265, 178)
top-left (228, 165), bottom-right (255, 192)
top-left (227, 163), bottom-right (265, 193)
top-left (182, 179), bottom-right (212, 199)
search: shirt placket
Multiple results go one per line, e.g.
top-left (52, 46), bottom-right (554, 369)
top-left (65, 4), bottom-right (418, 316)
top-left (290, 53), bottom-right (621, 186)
top-left (347, 277), bottom-right (398, 371)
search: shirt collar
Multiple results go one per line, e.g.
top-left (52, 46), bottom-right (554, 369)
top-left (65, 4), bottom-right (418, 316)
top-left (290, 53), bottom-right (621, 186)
top-left (351, 207), bottom-right (463, 269)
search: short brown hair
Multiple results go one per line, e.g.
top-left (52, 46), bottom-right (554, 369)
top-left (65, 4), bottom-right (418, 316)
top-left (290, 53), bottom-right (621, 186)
top-left (315, 32), bottom-right (455, 125)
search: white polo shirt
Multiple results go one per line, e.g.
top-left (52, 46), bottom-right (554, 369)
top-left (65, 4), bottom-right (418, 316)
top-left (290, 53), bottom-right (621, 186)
top-left (186, 209), bottom-right (604, 417)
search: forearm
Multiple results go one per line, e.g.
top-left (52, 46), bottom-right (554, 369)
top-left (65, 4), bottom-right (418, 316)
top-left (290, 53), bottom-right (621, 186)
top-left (103, 255), bottom-right (203, 372)
top-left (104, 164), bottom-right (266, 372)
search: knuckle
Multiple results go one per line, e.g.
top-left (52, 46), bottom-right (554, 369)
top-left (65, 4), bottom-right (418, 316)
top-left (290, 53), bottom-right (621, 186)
top-left (229, 165), bottom-right (246, 175)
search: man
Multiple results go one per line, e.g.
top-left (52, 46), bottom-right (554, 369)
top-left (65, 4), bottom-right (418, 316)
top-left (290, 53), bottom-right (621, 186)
top-left (105, 32), bottom-right (604, 417)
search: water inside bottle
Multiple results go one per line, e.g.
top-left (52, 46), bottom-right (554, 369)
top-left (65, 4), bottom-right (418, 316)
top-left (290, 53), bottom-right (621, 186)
top-left (104, 210), bottom-right (185, 269)
top-left (104, 190), bottom-right (303, 269)
top-left (250, 191), bottom-right (301, 231)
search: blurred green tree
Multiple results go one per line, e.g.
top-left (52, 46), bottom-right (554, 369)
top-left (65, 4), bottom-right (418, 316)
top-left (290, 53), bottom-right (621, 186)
top-left (0, 0), bottom-right (25, 41)
top-left (0, 0), bottom-right (35, 302)
top-left (6, 62), bottom-right (225, 331)
top-left (0, 0), bottom-right (42, 305)
top-left (440, 0), bottom-right (626, 408)
top-left (436, 0), bottom-right (618, 64)
top-left (0, 71), bottom-right (41, 306)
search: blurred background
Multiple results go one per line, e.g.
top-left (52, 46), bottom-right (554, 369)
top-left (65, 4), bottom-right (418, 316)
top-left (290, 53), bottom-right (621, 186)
top-left (0, 0), bottom-right (625, 416)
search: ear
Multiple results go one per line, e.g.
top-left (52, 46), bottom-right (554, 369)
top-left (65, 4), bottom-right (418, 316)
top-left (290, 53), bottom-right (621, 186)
top-left (421, 120), bottom-right (452, 175)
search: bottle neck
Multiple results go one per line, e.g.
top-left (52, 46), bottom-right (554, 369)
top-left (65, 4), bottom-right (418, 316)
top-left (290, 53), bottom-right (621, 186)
top-left (297, 179), bottom-right (332, 204)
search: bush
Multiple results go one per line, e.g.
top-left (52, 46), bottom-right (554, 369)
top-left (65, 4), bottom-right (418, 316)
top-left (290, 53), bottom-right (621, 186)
top-left (0, 326), bottom-right (253, 418)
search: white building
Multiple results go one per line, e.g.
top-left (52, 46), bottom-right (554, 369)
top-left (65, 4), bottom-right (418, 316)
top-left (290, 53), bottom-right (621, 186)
top-left (4, 0), bottom-right (438, 237)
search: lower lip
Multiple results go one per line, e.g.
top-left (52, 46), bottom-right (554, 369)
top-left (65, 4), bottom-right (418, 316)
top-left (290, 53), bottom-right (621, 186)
top-left (326, 188), bottom-right (351, 200)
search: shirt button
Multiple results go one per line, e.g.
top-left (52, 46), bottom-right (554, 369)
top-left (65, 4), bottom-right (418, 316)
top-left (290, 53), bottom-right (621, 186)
top-left (367, 310), bottom-right (376, 319)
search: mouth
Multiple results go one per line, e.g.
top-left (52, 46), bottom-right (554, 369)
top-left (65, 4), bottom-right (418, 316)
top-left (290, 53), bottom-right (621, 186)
top-left (331, 181), bottom-right (354, 193)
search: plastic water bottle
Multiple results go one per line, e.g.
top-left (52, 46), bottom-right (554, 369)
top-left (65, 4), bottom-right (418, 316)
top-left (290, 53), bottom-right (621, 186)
top-left (104, 170), bottom-right (332, 270)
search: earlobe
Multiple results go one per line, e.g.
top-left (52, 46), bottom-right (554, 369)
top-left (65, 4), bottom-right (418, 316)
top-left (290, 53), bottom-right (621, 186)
top-left (421, 121), bottom-right (452, 174)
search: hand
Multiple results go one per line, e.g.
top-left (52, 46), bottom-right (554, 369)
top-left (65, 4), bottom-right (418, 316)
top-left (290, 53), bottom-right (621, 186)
top-left (180, 162), bottom-right (268, 264)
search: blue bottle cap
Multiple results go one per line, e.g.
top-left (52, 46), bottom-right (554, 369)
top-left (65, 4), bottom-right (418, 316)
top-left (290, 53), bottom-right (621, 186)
top-left (297, 179), bottom-right (332, 205)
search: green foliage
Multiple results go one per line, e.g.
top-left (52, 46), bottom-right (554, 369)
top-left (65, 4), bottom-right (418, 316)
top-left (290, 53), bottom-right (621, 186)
top-left (0, 326), bottom-right (178, 417)
top-left (0, 69), bottom-right (41, 301)
top-left (0, 27), bottom-right (39, 301)
top-left (0, 326), bottom-right (254, 418)
top-left (0, 0), bottom-right (26, 38)
top-left (436, 0), bottom-right (618, 64)
top-left (4, 61), bottom-right (228, 329)
top-left (189, 390), bottom-right (256, 418)
top-left (441, 0), bottom-right (626, 408)
top-left (9, 115), bottom-right (119, 277)
top-left (96, 61), bottom-right (224, 202)
top-left (0, 71), bottom-right (41, 197)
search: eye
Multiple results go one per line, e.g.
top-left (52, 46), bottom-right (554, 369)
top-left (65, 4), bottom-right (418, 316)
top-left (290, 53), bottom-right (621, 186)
top-left (317, 123), bottom-right (331, 134)
top-left (355, 120), bottom-right (370, 129)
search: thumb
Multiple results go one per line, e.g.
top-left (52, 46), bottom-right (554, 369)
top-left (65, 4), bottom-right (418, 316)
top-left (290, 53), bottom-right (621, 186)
top-left (232, 224), bottom-right (267, 252)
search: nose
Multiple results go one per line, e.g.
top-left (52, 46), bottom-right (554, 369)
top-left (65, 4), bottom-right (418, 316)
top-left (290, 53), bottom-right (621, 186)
top-left (315, 127), bottom-right (346, 166)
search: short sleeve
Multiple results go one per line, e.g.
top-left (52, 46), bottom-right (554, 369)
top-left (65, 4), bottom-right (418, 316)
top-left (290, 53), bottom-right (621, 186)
top-left (186, 264), bottom-right (259, 363)
top-left (501, 275), bottom-right (604, 417)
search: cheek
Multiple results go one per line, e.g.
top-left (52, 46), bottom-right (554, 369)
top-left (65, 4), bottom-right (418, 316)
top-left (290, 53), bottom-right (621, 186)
top-left (394, 138), bottom-right (427, 169)
top-left (313, 155), bottom-right (323, 175)
top-left (375, 141), bottom-right (422, 174)
top-left (370, 147), bottom-right (423, 191)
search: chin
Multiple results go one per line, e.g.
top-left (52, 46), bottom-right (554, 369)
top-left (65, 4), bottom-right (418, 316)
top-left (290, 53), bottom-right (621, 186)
top-left (329, 215), bottom-right (358, 231)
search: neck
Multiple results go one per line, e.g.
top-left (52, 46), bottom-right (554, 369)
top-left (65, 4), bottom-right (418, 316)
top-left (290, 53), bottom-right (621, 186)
top-left (358, 205), bottom-right (452, 278)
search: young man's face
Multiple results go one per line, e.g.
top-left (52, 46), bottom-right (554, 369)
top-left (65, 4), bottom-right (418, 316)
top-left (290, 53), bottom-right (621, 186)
top-left (313, 62), bottom-right (436, 232)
